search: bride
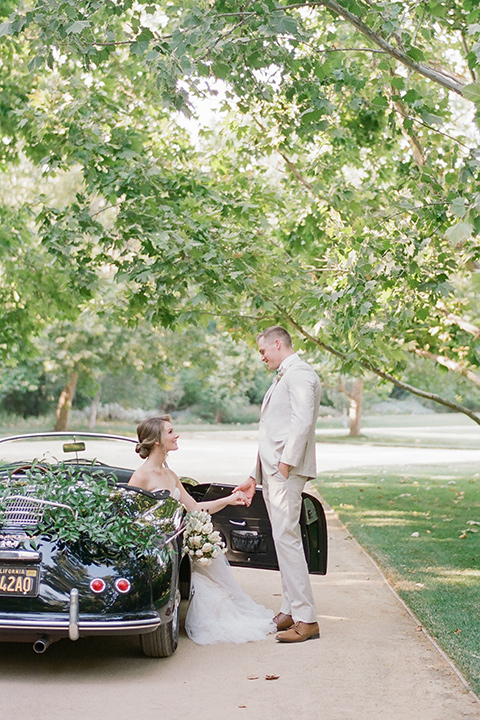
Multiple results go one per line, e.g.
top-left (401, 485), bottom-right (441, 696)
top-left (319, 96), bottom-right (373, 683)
top-left (128, 416), bottom-right (275, 645)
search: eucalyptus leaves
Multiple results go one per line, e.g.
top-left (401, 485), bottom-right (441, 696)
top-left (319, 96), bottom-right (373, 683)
top-left (0, 463), bottom-right (178, 557)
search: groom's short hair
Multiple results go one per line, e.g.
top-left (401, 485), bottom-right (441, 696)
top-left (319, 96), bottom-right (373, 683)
top-left (257, 326), bottom-right (293, 347)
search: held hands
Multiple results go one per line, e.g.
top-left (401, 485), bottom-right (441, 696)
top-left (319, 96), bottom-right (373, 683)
top-left (233, 477), bottom-right (256, 507)
top-left (228, 490), bottom-right (248, 506)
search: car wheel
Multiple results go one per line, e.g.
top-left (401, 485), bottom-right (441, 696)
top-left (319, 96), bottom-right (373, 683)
top-left (140, 593), bottom-right (180, 658)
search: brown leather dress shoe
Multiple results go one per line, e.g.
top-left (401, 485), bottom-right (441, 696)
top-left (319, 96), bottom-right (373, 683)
top-left (273, 612), bottom-right (294, 631)
top-left (276, 621), bottom-right (320, 643)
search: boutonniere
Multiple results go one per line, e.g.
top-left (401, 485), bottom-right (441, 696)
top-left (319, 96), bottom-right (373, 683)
top-left (275, 369), bottom-right (285, 382)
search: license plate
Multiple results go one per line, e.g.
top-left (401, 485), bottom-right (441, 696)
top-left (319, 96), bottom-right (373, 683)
top-left (0, 566), bottom-right (40, 597)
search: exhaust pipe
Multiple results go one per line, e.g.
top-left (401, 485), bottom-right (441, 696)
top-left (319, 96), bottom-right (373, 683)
top-left (33, 636), bottom-right (51, 654)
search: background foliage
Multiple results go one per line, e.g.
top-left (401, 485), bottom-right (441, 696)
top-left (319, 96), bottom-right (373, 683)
top-left (1, 0), bottom-right (480, 425)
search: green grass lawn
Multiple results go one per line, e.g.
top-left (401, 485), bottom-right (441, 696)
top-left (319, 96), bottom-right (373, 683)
top-left (316, 465), bottom-right (480, 696)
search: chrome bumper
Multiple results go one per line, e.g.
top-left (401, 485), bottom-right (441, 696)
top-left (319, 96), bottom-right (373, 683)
top-left (0, 584), bottom-right (177, 639)
top-left (0, 613), bottom-right (162, 636)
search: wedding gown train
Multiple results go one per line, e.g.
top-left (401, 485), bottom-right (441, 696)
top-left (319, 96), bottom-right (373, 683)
top-left (185, 553), bottom-right (275, 645)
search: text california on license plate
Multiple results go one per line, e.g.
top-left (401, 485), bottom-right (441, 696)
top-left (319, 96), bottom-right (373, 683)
top-left (0, 566), bottom-right (40, 597)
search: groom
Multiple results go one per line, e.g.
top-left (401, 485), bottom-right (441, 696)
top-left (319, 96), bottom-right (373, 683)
top-left (236, 326), bottom-right (321, 643)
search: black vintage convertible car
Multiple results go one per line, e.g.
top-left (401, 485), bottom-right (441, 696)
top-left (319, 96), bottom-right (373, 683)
top-left (0, 432), bottom-right (328, 657)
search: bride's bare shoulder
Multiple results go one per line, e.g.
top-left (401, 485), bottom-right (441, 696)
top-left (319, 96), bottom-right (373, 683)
top-left (128, 466), bottom-right (152, 488)
top-left (127, 468), bottom-right (141, 484)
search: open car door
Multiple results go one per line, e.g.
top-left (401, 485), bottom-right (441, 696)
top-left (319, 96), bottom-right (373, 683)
top-left (183, 481), bottom-right (327, 575)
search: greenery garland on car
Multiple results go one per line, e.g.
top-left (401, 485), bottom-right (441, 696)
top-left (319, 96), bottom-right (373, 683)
top-left (0, 462), bottom-right (180, 558)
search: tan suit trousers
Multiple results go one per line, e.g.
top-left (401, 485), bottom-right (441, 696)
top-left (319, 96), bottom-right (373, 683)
top-left (262, 470), bottom-right (317, 624)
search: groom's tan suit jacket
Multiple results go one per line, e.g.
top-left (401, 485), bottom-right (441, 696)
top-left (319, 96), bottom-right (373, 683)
top-left (252, 354), bottom-right (321, 482)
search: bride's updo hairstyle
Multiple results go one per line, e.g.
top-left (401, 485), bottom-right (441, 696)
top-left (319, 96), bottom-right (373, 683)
top-left (135, 415), bottom-right (172, 459)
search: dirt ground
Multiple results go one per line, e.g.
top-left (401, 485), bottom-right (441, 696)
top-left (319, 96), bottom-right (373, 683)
top-left (0, 428), bottom-right (479, 720)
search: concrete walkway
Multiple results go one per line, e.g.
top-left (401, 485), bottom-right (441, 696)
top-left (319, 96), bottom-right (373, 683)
top-left (169, 429), bottom-right (480, 719)
top-left (0, 428), bottom-right (479, 719)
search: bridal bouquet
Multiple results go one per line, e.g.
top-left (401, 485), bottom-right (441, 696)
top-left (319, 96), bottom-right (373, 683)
top-left (183, 510), bottom-right (226, 566)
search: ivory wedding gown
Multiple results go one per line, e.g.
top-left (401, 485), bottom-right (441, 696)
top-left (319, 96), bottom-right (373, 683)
top-left (185, 552), bottom-right (275, 645)
top-left (173, 489), bottom-right (275, 645)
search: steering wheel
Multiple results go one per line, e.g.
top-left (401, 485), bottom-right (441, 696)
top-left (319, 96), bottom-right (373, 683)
top-left (11, 463), bottom-right (49, 475)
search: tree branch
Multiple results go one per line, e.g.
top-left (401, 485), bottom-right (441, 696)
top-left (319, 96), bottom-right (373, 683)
top-left (412, 347), bottom-right (480, 389)
top-left (388, 104), bottom-right (471, 150)
top-left (280, 1), bottom-right (466, 96)
top-left (337, 375), bottom-right (353, 400)
top-left (278, 150), bottom-right (316, 193)
top-left (389, 93), bottom-right (425, 168)
top-left (437, 306), bottom-right (480, 339)
top-left (460, 31), bottom-right (477, 84)
top-left (252, 117), bottom-right (317, 193)
top-left (320, 46), bottom-right (386, 54)
top-left (276, 306), bottom-right (480, 426)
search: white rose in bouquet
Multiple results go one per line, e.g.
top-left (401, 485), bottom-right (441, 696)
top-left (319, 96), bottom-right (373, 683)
top-left (184, 510), bottom-right (227, 566)
top-left (196, 557), bottom-right (211, 566)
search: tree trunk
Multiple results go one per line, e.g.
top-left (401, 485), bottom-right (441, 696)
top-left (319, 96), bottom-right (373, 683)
top-left (348, 378), bottom-right (364, 437)
top-left (88, 390), bottom-right (101, 430)
top-left (54, 372), bottom-right (79, 431)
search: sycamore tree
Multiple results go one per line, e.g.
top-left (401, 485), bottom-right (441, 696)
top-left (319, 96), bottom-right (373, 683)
top-left (26, 298), bottom-right (169, 430)
top-left (2, 1), bottom-right (480, 424)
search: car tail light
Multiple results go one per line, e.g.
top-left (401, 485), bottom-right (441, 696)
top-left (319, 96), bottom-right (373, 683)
top-left (115, 578), bottom-right (131, 594)
top-left (90, 578), bottom-right (106, 593)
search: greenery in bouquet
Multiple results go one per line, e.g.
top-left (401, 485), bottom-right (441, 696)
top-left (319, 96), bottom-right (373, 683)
top-left (183, 510), bottom-right (226, 566)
